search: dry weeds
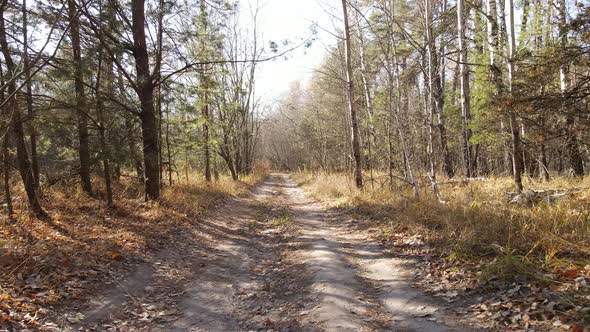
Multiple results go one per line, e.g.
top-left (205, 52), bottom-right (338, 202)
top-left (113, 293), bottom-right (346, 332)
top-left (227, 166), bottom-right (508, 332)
top-left (293, 172), bottom-right (590, 330)
top-left (0, 172), bottom-right (266, 329)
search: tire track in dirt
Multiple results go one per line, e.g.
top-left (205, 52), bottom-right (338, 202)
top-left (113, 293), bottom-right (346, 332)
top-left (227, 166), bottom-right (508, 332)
top-left (54, 175), bottom-right (314, 331)
top-left (281, 174), bottom-right (475, 331)
top-left (54, 174), bottom-right (475, 331)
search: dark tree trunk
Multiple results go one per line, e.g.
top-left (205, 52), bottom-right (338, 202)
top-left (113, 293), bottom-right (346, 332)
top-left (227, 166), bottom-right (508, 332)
top-left (22, 0), bottom-right (39, 189)
top-left (0, 39), bottom-right (12, 220)
top-left (139, 96), bottom-right (160, 200)
top-left (0, 4), bottom-right (45, 217)
top-left (132, 0), bottom-right (160, 200)
top-left (565, 116), bottom-right (584, 176)
top-left (2, 136), bottom-right (13, 219)
top-left (95, 28), bottom-right (113, 206)
top-left (510, 113), bottom-right (524, 192)
top-left (221, 151), bottom-right (238, 181)
top-left (68, 0), bottom-right (93, 195)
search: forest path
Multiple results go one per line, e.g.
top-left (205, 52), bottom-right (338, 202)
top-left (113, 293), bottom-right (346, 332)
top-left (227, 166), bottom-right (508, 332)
top-left (55, 174), bottom-right (468, 331)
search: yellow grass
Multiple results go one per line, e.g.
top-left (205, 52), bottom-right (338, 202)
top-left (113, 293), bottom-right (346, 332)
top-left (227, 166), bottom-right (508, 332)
top-left (293, 172), bottom-right (590, 274)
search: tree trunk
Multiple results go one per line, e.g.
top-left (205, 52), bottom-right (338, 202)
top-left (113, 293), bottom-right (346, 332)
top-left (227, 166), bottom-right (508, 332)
top-left (95, 36), bottom-right (113, 206)
top-left (539, 115), bottom-right (550, 181)
top-left (0, 64), bottom-right (13, 219)
top-left (425, 0), bottom-right (443, 199)
top-left (507, 0), bottom-right (523, 192)
top-left (200, 0), bottom-right (211, 182)
top-left (166, 107), bottom-right (173, 186)
top-left (22, 0), bottom-right (39, 190)
top-left (355, 12), bottom-right (376, 178)
top-left (203, 100), bottom-right (211, 182)
top-left (557, 0), bottom-right (584, 176)
top-left (458, 0), bottom-right (473, 178)
top-left (424, 0), bottom-right (453, 179)
top-left (2, 136), bottom-right (13, 219)
top-left (0, 4), bottom-right (45, 217)
top-left (341, 0), bottom-right (363, 189)
top-left (68, 0), bottom-right (93, 195)
top-left (132, 0), bottom-right (160, 200)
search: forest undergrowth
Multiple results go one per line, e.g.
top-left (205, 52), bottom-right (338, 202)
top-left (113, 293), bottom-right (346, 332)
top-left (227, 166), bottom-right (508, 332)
top-left (0, 172), bottom-right (266, 328)
top-left (294, 172), bottom-right (590, 329)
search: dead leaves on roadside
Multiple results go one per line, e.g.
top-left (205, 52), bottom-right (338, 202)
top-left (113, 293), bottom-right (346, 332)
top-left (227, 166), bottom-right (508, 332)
top-left (414, 251), bottom-right (590, 330)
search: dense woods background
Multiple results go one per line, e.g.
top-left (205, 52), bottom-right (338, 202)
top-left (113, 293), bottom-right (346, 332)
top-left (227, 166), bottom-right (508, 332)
top-left (1, 0), bottom-right (589, 216)
top-left (0, 0), bottom-right (268, 217)
top-left (264, 0), bottom-right (590, 198)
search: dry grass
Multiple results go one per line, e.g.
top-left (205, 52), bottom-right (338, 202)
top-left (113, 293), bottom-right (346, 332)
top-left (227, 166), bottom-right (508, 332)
top-left (293, 172), bottom-right (590, 277)
top-left (0, 171), bottom-right (266, 327)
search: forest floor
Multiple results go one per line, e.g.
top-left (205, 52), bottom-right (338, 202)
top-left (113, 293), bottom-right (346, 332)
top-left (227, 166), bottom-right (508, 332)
top-left (33, 174), bottom-right (477, 331)
top-left (3, 173), bottom-right (588, 331)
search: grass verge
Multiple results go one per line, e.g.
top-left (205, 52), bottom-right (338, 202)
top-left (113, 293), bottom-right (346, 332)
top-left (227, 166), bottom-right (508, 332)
top-left (293, 172), bottom-right (590, 328)
top-left (293, 172), bottom-right (590, 275)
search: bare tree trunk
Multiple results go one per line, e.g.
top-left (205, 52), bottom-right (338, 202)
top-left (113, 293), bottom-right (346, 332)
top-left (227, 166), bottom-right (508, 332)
top-left (507, 0), bottom-right (523, 192)
top-left (132, 0), bottom-right (160, 200)
top-left (22, 0), bottom-right (39, 190)
top-left (341, 0), bottom-right (363, 189)
top-left (356, 12), bottom-right (376, 182)
top-left (68, 0), bottom-right (93, 195)
top-left (0, 4), bottom-right (45, 216)
top-left (2, 136), bottom-right (12, 219)
top-left (425, 0), bottom-right (442, 199)
top-left (0, 63), bottom-right (13, 219)
top-left (95, 32), bottom-right (113, 206)
top-left (494, 0), bottom-right (514, 174)
top-left (487, 0), bottom-right (508, 175)
top-left (156, 0), bottom-right (165, 187)
top-left (539, 115), bottom-right (550, 181)
top-left (166, 106), bottom-right (173, 186)
top-left (200, 0), bottom-right (211, 182)
top-left (96, 72), bottom-right (113, 206)
top-left (386, 108), bottom-right (394, 187)
top-left (423, 0), bottom-right (452, 179)
top-left (458, 0), bottom-right (472, 178)
top-left (557, 0), bottom-right (584, 176)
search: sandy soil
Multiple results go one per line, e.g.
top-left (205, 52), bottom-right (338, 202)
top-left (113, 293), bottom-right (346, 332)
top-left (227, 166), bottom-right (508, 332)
top-left (51, 174), bottom-right (476, 332)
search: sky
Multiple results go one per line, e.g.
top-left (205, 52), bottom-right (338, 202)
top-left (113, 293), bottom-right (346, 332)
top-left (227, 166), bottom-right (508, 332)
top-left (244, 0), bottom-right (557, 104)
top-left (249, 0), bottom-right (340, 103)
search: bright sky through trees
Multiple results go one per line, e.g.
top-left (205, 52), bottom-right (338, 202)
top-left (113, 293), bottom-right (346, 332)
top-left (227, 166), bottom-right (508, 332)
top-left (252, 0), bottom-right (338, 102)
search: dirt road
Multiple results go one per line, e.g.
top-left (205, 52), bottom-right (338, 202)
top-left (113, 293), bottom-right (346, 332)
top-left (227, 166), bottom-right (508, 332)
top-left (54, 174), bottom-right (471, 331)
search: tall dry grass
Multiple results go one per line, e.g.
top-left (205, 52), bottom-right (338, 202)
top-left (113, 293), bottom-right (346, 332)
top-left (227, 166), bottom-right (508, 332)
top-left (293, 172), bottom-right (590, 274)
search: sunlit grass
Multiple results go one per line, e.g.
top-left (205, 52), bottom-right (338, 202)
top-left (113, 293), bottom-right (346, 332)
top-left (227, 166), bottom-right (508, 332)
top-left (293, 171), bottom-right (590, 276)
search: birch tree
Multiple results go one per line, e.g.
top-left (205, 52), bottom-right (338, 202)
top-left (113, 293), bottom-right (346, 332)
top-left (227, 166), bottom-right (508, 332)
top-left (341, 0), bottom-right (363, 189)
